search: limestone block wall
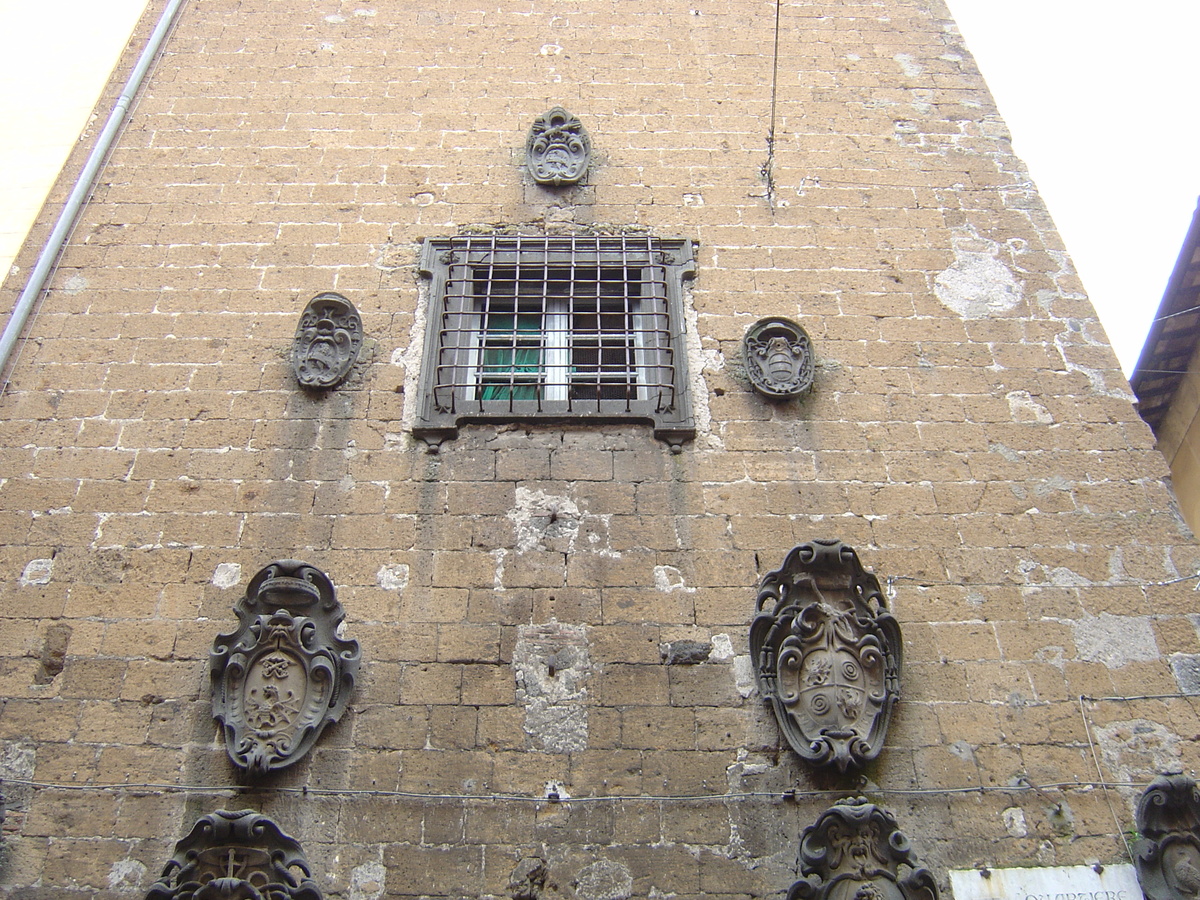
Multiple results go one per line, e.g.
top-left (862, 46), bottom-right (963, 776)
top-left (1, 0), bottom-right (1198, 896)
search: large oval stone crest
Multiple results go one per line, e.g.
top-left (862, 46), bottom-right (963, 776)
top-left (750, 540), bottom-right (901, 772)
top-left (210, 561), bottom-right (360, 775)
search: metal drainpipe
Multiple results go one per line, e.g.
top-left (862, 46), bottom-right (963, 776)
top-left (0, 0), bottom-right (187, 389)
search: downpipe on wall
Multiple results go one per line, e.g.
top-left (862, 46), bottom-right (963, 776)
top-left (0, 0), bottom-right (187, 391)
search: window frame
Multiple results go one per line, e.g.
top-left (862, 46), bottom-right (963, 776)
top-left (414, 234), bottom-right (696, 448)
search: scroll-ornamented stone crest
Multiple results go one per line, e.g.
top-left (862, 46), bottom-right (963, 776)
top-left (144, 809), bottom-right (324, 900)
top-left (526, 107), bottom-right (591, 186)
top-left (210, 560), bottom-right (360, 775)
top-left (750, 540), bottom-right (901, 772)
top-left (1135, 773), bottom-right (1200, 900)
top-left (787, 797), bottom-right (938, 900)
top-left (291, 291), bottom-right (362, 390)
top-left (743, 316), bottom-right (815, 399)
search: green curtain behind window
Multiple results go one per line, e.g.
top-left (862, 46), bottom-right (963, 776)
top-left (480, 313), bottom-right (541, 400)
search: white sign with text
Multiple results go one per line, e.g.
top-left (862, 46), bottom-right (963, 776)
top-left (950, 865), bottom-right (1142, 900)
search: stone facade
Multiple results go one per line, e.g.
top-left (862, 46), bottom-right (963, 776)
top-left (1, 0), bottom-right (1198, 896)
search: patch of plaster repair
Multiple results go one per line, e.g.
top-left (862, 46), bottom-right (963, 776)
top-left (893, 53), bottom-right (922, 78)
top-left (0, 741), bottom-right (36, 808)
top-left (654, 565), bottom-right (695, 593)
top-left (20, 557), bottom-right (53, 586)
top-left (1094, 719), bottom-right (1182, 799)
top-left (934, 231), bottom-right (1024, 319)
top-left (377, 563), bottom-right (410, 592)
top-left (1002, 807), bottom-right (1028, 838)
top-left (711, 633), bottom-right (734, 660)
top-left (732, 654), bottom-right (756, 698)
top-left (397, 276), bottom-right (432, 436)
top-left (508, 487), bottom-right (615, 557)
top-left (1072, 614), bottom-right (1159, 668)
top-left (1006, 390), bottom-right (1053, 424)
top-left (350, 860), bottom-right (387, 900)
top-left (212, 562), bottom-right (242, 589)
top-left (514, 622), bottom-right (590, 752)
top-left (108, 860), bottom-right (148, 890)
top-left (682, 283), bottom-right (721, 450)
top-left (575, 860), bottom-right (633, 900)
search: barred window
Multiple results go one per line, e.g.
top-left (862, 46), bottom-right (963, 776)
top-left (414, 235), bottom-right (696, 448)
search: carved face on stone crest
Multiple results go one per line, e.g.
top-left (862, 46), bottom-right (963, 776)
top-left (786, 798), bottom-right (938, 900)
top-left (291, 292), bottom-right (362, 390)
top-left (144, 809), bottom-right (324, 900)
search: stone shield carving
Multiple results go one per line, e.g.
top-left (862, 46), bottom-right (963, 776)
top-left (526, 107), bottom-right (591, 186)
top-left (291, 292), bottom-right (362, 390)
top-left (1135, 774), bottom-right (1200, 900)
top-left (744, 316), bottom-right (815, 398)
top-left (211, 561), bottom-right (360, 775)
top-left (750, 540), bottom-right (901, 772)
top-left (788, 797), bottom-right (938, 900)
top-left (144, 808), bottom-right (324, 899)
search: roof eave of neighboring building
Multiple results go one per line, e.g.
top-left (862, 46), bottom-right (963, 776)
top-left (1131, 197), bottom-right (1200, 432)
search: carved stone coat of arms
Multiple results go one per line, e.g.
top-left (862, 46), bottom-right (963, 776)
top-left (1135, 774), bottom-right (1200, 900)
top-left (144, 809), bottom-right (324, 899)
top-left (526, 106), bottom-right (591, 186)
top-left (291, 292), bottom-right (362, 390)
top-left (750, 540), bottom-right (901, 772)
top-left (210, 560), bottom-right (360, 775)
top-left (788, 797), bottom-right (938, 900)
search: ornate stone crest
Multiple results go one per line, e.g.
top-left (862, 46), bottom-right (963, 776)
top-left (743, 316), bottom-right (815, 398)
top-left (788, 797), bottom-right (938, 900)
top-left (144, 808), bottom-right (324, 899)
top-left (291, 292), bottom-right (362, 390)
top-left (750, 540), bottom-right (901, 772)
top-left (1135, 774), bottom-right (1200, 900)
top-left (526, 107), bottom-right (591, 186)
top-left (210, 561), bottom-right (360, 775)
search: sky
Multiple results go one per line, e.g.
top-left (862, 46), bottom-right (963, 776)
top-left (1, 1), bottom-right (1198, 376)
top-left (944, 0), bottom-right (1200, 373)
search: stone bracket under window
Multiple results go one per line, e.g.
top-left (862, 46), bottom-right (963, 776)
top-left (750, 540), bottom-right (902, 773)
top-left (413, 234), bottom-right (696, 449)
top-left (145, 809), bottom-right (324, 899)
top-left (210, 560), bottom-right (360, 775)
top-left (788, 797), bottom-right (938, 900)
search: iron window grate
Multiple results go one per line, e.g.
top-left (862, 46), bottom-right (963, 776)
top-left (415, 234), bottom-right (696, 448)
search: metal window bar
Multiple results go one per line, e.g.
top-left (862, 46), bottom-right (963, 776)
top-left (432, 234), bottom-right (677, 416)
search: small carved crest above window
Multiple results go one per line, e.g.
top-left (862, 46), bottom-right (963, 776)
top-left (743, 316), bottom-right (814, 399)
top-left (1135, 774), bottom-right (1200, 900)
top-left (210, 560), bottom-right (360, 775)
top-left (526, 107), bottom-right (591, 186)
top-left (750, 540), bottom-right (901, 772)
top-left (291, 292), bottom-right (362, 390)
top-left (145, 809), bottom-right (324, 900)
top-left (788, 797), bottom-right (938, 900)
